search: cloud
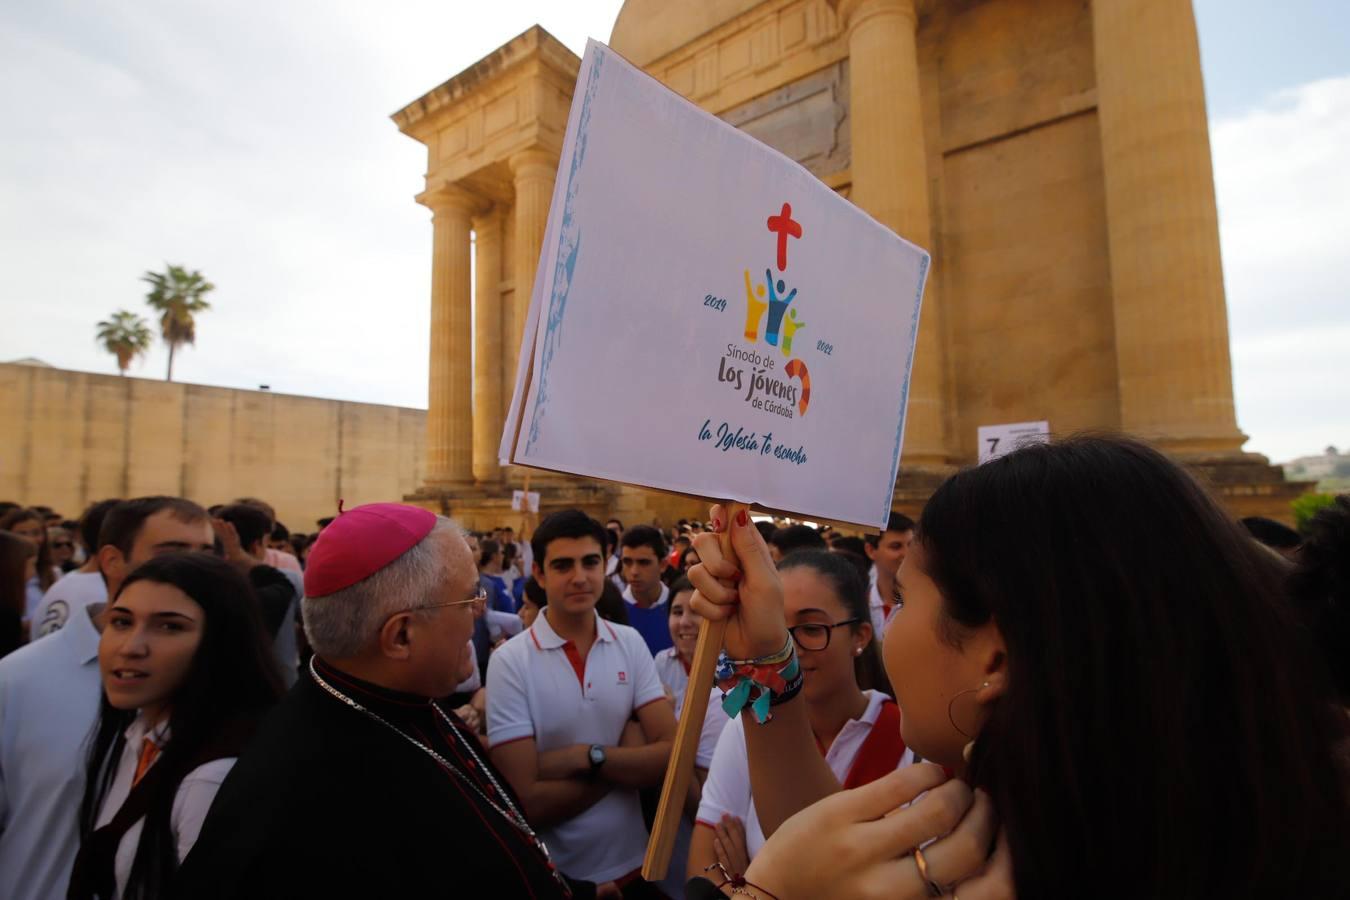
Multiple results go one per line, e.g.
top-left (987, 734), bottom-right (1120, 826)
top-left (0, 0), bottom-right (623, 405)
top-left (1212, 75), bottom-right (1350, 461)
top-left (1, 4), bottom-right (1343, 466)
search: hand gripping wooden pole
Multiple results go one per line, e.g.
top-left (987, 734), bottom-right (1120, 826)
top-left (642, 501), bottom-right (746, 882)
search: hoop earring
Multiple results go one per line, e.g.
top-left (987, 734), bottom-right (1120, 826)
top-left (947, 682), bottom-right (990, 739)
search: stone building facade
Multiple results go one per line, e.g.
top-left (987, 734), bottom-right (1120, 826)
top-left (393, 0), bottom-right (1305, 528)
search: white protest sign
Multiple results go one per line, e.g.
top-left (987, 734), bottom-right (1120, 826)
top-left (511, 490), bottom-right (541, 513)
top-left (500, 40), bottom-right (930, 529)
top-left (977, 421), bottom-right (1051, 464)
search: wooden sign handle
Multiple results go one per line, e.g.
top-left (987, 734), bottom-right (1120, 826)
top-left (642, 501), bottom-right (746, 882)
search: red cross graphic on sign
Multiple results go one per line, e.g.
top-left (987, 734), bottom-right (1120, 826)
top-left (766, 202), bottom-right (803, 272)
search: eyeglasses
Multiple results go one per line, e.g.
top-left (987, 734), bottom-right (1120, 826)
top-left (416, 585), bottom-right (488, 613)
top-left (52, 541), bottom-right (74, 550)
top-left (788, 618), bottom-right (862, 652)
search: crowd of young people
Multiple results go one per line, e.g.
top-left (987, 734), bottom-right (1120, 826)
top-left (1, 435), bottom-right (1347, 898)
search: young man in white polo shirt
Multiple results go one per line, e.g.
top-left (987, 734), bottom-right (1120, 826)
top-left (0, 497), bottom-right (214, 900)
top-left (865, 512), bottom-right (914, 640)
top-left (488, 510), bottom-right (676, 896)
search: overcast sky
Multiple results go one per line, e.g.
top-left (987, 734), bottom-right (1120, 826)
top-left (1, 0), bottom-right (1346, 463)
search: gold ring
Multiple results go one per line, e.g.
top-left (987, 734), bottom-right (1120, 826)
top-left (912, 847), bottom-right (943, 898)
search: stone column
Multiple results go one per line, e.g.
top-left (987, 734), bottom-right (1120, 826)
top-left (421, 186), bottom-right (478, 487)
top-left (472, 207), bottom-right (504, 484)
top-left (837, 0), bottom-right (948, 468)
top-left (508, 149), bottom-right (557, 382)
top-left (1093, 0), bottom-right (1245, 455)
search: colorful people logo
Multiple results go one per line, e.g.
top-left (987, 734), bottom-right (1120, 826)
top-left (740, 202), bottom-right (811, 416)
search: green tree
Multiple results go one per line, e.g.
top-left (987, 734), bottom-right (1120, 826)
top-left (142, 264), bottom-right (214, 381)
top-left (1292, 492), bottom-right (1336, 534)
top-left (95, 310), bottom-right (154, 375)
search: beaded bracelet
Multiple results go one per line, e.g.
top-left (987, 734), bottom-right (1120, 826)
top-left (705, 863), bottom-right (784, 900)
top-left (716, 644), bottom-right (801, 724)
top-left (724, 634), bottom-right (794, 668)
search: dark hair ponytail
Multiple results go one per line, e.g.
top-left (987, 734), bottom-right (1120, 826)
top-left (78, 552), bottom-right (284, 899)
top-left (777, 549), bottom-right (891, 696)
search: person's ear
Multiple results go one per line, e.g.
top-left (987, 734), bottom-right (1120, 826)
top-left (969, 622), bottom-right (1008, 707)
top-left (532, 561), bottom-right (544, 580)
top-left (378, 612), bottom-right (416, 660)
top-left (98, 545), bottom-right (128, 592)
top-left (853, 621), bottom-right (874, 655)
top-left (864, 541), bottom-right (878, 563)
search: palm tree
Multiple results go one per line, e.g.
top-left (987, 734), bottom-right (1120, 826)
top-left (95, 310), bottom-right (154, 375)
top-left (142, 264), bottom-right (214, 381)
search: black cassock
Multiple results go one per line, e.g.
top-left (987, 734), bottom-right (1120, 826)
top-left (173, 658), bottom-right (586, 899)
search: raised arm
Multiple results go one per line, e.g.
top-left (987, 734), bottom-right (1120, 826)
top-left (688, 507), bottom-right (841, 838)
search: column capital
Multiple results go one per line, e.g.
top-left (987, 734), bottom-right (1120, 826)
top-left (832, 0), bottom-right (917, 35)
top-left (470, 204), bottom-right (502, 233)
top-left (416, 182), bottom-right (487, 217)
top-left (508, 147), bottom-right (558, 179)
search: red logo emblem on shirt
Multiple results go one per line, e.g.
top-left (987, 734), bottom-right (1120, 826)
top-left (618, 671), bottom-right (627, 684)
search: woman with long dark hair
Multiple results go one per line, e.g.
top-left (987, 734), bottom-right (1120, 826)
top-left (0, 532), bottom-right (36, 656)
top-left (69, 552), bottom-right (284, 900)
top-left (687, 436), bottom-right (1350, 899)
top-left (1288, 494), bottom-right (1350, 706)
top-left (0, 507), bottom-right (59, 618)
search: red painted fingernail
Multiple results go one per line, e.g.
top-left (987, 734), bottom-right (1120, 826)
top-left (736, 509), bottom-right (749, 527)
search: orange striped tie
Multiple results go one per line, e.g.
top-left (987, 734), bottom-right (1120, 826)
top-left (132, 737), bottom-right (160, 786)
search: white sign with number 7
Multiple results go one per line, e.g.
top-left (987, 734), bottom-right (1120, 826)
top-left (977, 421), bottom-right (1051, 464)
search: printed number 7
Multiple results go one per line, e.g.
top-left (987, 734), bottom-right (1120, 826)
top-left (986, 437), bottom-right (1000, 456)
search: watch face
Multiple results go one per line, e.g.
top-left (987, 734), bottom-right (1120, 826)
top-left (589, 745), bottom-right (605, 766)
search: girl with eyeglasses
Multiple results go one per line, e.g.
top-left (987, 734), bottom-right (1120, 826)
top-left (687, 549), bottom-right (912, 885)
top-left (68, 552), bottom-right (284, 900)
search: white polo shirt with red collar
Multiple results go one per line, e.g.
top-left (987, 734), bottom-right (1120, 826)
top-left (486, 608), bottom-right (666, 884)
top-left (696, 689), bottom-right (915, 860)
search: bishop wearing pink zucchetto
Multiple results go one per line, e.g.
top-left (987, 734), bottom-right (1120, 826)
top-left (173, 503), bottom-right (589, 898)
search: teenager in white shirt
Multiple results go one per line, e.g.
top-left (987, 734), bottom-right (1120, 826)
top-left (690, 549), bottom-right (912, 883)
top-left (488, 509), bottom-right (677, 891)
top-left (865, 512), bottom-right (915, 640)
top-left (0, 496), bottom-right (218, 900)
top-left (653, 576), bottom-right (730, 898)
top-left (68, 552), bottom-right (284, 900)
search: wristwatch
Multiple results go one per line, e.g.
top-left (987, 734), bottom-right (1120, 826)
top-left (587, 744), bottom-right (607, 776)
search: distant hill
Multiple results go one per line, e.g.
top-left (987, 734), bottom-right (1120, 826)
top-left (1281, 446), bottom-right (1350, 493)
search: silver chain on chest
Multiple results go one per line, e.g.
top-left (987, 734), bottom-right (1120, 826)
top-left (308, 659), bottom-right (569, 894)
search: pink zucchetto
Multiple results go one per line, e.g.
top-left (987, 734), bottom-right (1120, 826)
top-left (303, 502), bottom-right (436, 599)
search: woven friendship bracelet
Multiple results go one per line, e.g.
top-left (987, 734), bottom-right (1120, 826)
top-left (716, 647), bottom-right (801, 724)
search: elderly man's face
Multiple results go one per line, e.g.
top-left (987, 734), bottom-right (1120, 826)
top-left (410, 531), bottom-right (480, 697)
